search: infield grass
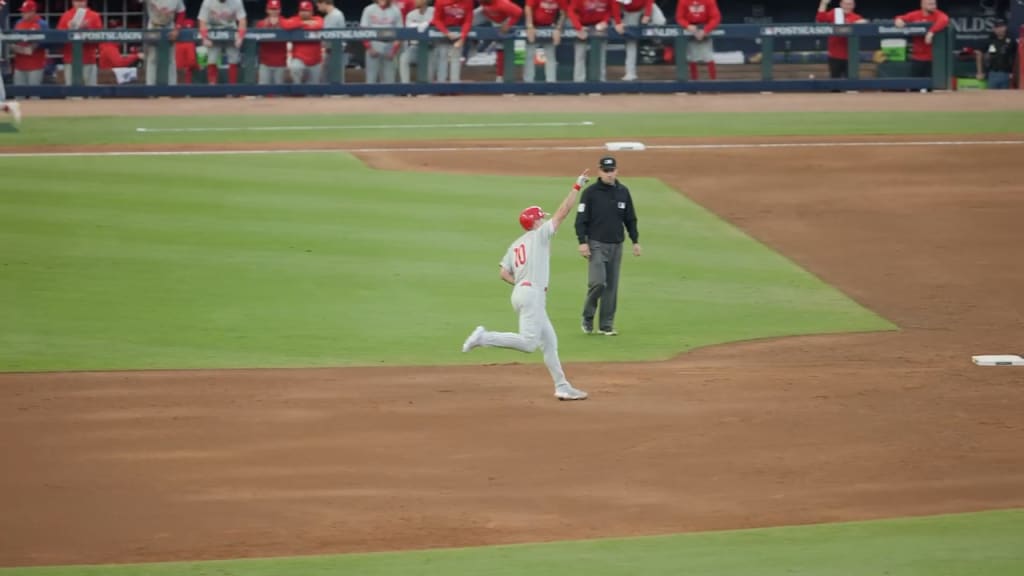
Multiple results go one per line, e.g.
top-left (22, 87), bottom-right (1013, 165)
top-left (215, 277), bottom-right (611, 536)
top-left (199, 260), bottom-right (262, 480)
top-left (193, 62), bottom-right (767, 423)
top-left (2, 509), bottom-right (1021, 575)
top-left (2, 111), bottom-right (1024, 147)
top-left (0, 151), bottom-right (890, 372)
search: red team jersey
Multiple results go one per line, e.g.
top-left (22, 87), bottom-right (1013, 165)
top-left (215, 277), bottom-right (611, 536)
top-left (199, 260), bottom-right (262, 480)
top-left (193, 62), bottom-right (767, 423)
top-left (13, 17), bottom-right (48, 71)
top-left (568, 0), bottom-right (621, 29)
top-left (526, 0), bottom-right (567, 27)
top-left (282, 16), bottom-right (325, 65)
top-left (255, 18), bottom-right (288, 67)
top-left (479, 0), bottom-right (523, 26)
top-left (431, 0), bottom-right (474, 39)
top-left (676, 0), bottom-right (721, 32)
top-left (57, 8), bottom-right (103, 65)
top-left (815, 8), bottom-right (864, 60)
top-left (98, 43), bottom-right (140, 68)
top-left (896, 9), bottom-right (949, 61)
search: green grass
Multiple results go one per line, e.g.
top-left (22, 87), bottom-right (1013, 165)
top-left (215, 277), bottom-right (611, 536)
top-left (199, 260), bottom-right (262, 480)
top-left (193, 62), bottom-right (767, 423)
top-left (3, 111), bottom-right (1024, 147)
top-left (3, 509), bottom-right (1022, 575)
top-left (0, 152), bottom-right (890, 372)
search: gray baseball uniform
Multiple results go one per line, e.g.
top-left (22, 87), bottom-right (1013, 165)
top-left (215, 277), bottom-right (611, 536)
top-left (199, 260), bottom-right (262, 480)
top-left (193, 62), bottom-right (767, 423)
top-left (399, 6), bottom-right (435, 83)
top-left (621, 1), bottom-right (666, 80)
top-left (472, 219), bottom-right (571, 390)
top-left (360, 2), bottom-right (403, 83)
top-left (145, 0), bottom-right (185, 85)
top-left (198, 0), bottom-right (246, 66)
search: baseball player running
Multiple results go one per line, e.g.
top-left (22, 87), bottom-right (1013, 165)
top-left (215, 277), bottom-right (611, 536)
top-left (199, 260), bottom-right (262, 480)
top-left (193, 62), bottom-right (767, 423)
top-left (198, 0), bottom-right (248, 85)
top-left (1, 0), bottom-right (23, 124)
top-left (461, 171), bottom-right (592, 402)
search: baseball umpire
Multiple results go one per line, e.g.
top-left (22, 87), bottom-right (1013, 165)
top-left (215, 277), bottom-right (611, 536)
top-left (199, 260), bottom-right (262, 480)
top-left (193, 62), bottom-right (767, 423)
top-left (574, 156), bottom-right (641, 336)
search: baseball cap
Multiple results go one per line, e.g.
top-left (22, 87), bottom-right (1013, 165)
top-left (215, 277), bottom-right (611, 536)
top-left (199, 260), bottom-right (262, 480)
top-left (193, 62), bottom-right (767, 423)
top-left (299, 0), bottom-right (313, 10)
top-left (993, 18), bottom-right (1007, 27)
top-left (21, 1), bottom-right (38, 12)
top-left (599, 156), bottom-right (617, 171)
top-left (267, 0), bottom-right (281, 9)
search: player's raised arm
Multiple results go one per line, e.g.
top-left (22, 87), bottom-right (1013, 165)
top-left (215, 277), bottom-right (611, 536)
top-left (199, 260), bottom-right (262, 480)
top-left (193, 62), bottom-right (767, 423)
top-left (551, 170), bottom-right (590, 232)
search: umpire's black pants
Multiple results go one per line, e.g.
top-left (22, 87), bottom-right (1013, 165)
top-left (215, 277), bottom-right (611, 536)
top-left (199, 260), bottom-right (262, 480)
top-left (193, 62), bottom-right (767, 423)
top-left (583, 240), bottom-right (623, 331)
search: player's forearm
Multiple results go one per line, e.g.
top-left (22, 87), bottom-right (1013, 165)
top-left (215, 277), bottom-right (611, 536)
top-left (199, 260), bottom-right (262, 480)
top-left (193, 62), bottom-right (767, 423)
top-left (552, 184), bottom-right (580, 225)
top-left (500, 267), bottom-right (515, 285)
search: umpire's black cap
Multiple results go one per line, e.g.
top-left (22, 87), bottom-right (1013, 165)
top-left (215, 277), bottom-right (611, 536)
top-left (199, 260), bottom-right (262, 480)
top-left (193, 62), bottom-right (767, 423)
top-left (599, 156), bottom-right (617, 171)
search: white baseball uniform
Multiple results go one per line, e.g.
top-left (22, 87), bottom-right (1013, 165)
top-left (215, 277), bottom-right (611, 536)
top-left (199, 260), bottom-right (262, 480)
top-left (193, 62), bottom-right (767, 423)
top-left (198, 0), bottom-right (246, 66)
top-left (475, 219), bottom-right (570, 390)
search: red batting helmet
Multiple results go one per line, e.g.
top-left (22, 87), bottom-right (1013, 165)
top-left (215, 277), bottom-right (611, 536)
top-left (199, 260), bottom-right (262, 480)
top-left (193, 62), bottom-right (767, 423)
top-left (519, 206), bottom-right (546, 231)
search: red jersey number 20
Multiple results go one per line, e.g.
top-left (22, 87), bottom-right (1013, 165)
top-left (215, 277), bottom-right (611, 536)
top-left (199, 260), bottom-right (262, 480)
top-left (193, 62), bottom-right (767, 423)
top-left (514, 244), bottom-right (527, 267)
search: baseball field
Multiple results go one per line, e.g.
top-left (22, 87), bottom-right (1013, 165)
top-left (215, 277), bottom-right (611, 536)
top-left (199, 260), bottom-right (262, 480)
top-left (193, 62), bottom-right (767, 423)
top-left (1, 92), bottom-right (1023, 575)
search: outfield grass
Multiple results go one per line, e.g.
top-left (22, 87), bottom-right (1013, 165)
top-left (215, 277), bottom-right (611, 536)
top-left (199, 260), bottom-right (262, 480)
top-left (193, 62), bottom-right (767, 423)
top-left (2, 111), bottom-right (1024, 147)
top-left (0, 152), bottom-right (889, 372)
top-left (2, 510), bottom-right (1021, 575)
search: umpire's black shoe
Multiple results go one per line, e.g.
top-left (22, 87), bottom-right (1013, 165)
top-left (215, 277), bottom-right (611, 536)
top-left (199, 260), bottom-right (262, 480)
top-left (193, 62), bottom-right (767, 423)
top-left (582, 320), bottom-right (594, 334)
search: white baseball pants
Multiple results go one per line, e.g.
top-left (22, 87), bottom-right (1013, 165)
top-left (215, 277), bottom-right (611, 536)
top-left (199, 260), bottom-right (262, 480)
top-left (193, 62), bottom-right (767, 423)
top-left (477, 285), bottom-right (569, 389)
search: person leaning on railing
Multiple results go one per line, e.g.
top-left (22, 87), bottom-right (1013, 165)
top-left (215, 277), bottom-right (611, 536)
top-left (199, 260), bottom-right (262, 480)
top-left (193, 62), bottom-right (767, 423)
top-left (175, 18), bottom-right (198, 84)
top-left (816, 0), bottom-right (865, 79)
top-left (360, 0), bottom-right (404, 84)
top-left (315, 0), bottom-right (346, 81)
top-left (431, 0), bottom-right (474, 83)
top-left (9, 0), bottom-right (47, 87)
top-left (893, 0), bottom-right (949, 79)
top-left (676, 0), bottom-right (721, 80)
top-left (57, 0), bottom-right (102, 87)
top-left (399, 0), bottom-right (435, 83)
top-left (524, 0), bottom-right (566, 83)
top-left (282, 1), bottom-right (325, 84)
top-left (255, 0), bottom-right (287, 85)
top-left (142, 0), bottom-right (186, 86)
top-left (621, 0), bottom-right (666, 82)
top-left (568, 0), bottom-right (624, 83)
top-left (472, 0), bottom-right (523, 82)
top-left (974, 18), bottom-right (1017, 90)
top-left (198, 0), bottom-right (247, 85)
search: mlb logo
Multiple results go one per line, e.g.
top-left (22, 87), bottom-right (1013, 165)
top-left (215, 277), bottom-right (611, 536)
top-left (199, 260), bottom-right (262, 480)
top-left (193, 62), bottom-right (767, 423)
top-left (617, 202), bottom-right (626, 209)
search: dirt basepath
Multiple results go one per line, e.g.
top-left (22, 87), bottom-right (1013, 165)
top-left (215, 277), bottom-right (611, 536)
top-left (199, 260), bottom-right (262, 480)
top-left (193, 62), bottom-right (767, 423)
top-left (2, 110), bottom-right (1024, 567)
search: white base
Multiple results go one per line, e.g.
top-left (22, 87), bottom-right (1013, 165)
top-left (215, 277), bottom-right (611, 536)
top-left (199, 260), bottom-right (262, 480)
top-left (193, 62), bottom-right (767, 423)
top-left (605, 141), bottom-right (646, 151)
top-left (972, 354), bottom-right (1024, 366)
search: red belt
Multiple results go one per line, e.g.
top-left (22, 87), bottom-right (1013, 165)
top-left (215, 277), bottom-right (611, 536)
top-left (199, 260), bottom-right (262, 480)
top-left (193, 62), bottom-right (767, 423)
top-left (520, 281), bottom-right (548, 292)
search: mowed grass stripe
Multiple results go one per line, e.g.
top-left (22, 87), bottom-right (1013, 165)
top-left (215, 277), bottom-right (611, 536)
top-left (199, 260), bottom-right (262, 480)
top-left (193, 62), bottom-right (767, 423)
top-left (0, 153), bottom-right (889, 372)
top-left (2, 111), bottom-right (1024, 147)
top-left (2, 509), bottom-right (1021, 575)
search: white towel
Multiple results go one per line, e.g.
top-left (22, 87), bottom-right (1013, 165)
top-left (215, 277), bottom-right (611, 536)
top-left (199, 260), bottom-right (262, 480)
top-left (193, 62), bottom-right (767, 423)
top-left (70, 8), bottom-right (88, 30)
top-left (834, 9), bottom-right (845, 25)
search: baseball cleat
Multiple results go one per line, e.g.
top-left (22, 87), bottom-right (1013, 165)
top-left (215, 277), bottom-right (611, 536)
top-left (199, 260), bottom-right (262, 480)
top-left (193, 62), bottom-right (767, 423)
top-left (461, 325), bottom-right (485, 352)
top-left (555, 385), bottom-right (588, 401)
top-left (6, 101), bottom-right (21, 125)
top-left (599, 328), bottom-right (618, 336)
top-left (581, 321), bottom-right (594, 334)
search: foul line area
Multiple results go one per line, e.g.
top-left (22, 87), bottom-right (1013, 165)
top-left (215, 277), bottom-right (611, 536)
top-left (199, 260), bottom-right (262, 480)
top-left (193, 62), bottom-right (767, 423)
top-left (134, 121), bottom-right (598, 133)
top-left (2, 139), bottom-right (1023, 158)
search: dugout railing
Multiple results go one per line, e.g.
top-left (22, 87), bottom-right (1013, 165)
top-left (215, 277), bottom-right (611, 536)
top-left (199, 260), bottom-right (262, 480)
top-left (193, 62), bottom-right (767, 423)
top-left (1, 22), bottom-right (952, 98)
